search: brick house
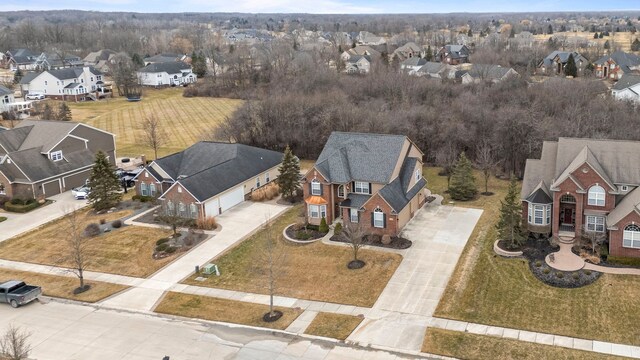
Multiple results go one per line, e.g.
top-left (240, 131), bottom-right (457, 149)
top-left (303, 132), bottom-right (428, 237)
top-left (436, 45), bottom-right (470, 65)
top-left (134, 142), bottom-right (282, 219)
top-left (0, 120), bottom-right (115, 200)
top-left (521, 138), bottom-right (640, 258)
top-left (537, 51), bottom-right (589, 76)
top-left (594, 51), bottom-right (640, 81)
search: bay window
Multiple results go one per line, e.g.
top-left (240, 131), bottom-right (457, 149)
top-left (308, 204), bottom-right (326, 219)
top-left (527, 203), bottom-right (552, 226)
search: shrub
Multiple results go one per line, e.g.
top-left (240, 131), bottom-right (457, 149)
top-left (543, 267), bottom-right (551, 274)
top-left (334, 222), bottom-right (343, 235)
top-left (4, 200), bottom-right (39, 213)
top-left (84, 223), bottom-right (101, 237)
top-left (381, 234), bottom-right (392, 245)
top-left (196, 216), bottom-right (217, 230)
top-left (295, 230), bottom-right (312, 240)
top-left (10, 198), bottom-right (25, 205)
top-left (572, 272), bottom-right (580, 280)
top-left (319, 217), bottom-right (329, 233)
top-left (584, 269), bottom-right (592, 276)
top-left (100, 218), bottom-right (106, 225)
top-left (165, 246), bottom-right (177, 254)
top-left (139, 195), bottom-right (154, 203)
top-left (0, 196), bottom-right (8, 208)
top-left (534, 260), bottom-right (542, 267)
top-left (252, 183), bottom-right (280, 202)
top-left (132, 195), bottom-right (141, 201)
top-left (111, 219), bottom-right (123, 228)
top-left (607, 256), bottom-right (640, 268)
top-left (156, 238), bottom-right (170, 245)
top-left (0, 216), bottom-right (6, 223)
top-left (156, 243), bottom-right (169, 252)
top-left (556, 272), bottom-right (564, 278)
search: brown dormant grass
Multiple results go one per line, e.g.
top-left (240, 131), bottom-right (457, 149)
top-left (68, 87), bottom-right (243, 158)
top-left (304, 312), bottom-right (363, 340)
top-left (0, 268), bottom-right (127, 303)
top-left (154, 292), bottom-right (302, 330)
top-left (0, 208), bottom-right (173, 278)
top-left (183, 205), bottom-right (402, 307)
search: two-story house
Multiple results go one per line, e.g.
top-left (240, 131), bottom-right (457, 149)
top-left (0, 120), bottom-right (115, 200)
top-left (436, 45), bottom-right (470, 65)
top-left (133, 142), bottom-right (282, 219)
top-left (19, 66), bottom-right (106, 101)
top-left (400, 57), bottom-right (427, 74)
top-left (393, 42), bottom-right (423, 61)
top-left (136, 61), bottom-right (197, 87)
top-left (303, 132), bottom-right (428, 236)
top-left (594, 51), bottom-right (640, 80)
top-left (5, 49), bottom-right (45, 71)
top-left (521, 138), bottom-right (640, 259)
top-left (611, 74), bottom-right (640, 103)
top-left (344, 55), bottom-right (372, 74)
top-left (537, 51), bottom-right (589, 76)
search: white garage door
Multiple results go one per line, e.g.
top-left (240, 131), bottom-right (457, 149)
top-left (219, 186), bottom-right (244, 213)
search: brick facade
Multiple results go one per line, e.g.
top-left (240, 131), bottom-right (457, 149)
top-left (160, 183), bottom-right (203, 219)
top-left (303, 169), bottom-right (333, 226)
top-left (609, 211), bottom-right (640, 258)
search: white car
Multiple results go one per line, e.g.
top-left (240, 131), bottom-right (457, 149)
top-left (25, 93), bottom-right (45, 100)
top-left (71, 187), bottom-right (90, 200)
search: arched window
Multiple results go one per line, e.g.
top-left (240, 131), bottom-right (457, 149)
top-left (588, 185), bottom-right (605, 206)
top-left (623, 224), bottom-right (640, 249)
top-left (337, 185), bottom-right (345, 198)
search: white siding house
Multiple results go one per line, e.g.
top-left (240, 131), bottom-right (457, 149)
top-left (136, 61), bottom-right (197, 87)
top-left (19, 67), bottom-right (106, 101)
top-left (612, 75), bottom-right (640, 104)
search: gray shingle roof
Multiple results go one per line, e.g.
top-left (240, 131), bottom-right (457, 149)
top-left (47, 67), bottom-right (102, 81)
top-left (144, 54), bottom-right (181, 63)
top-left (467, 64), bottom-right (516, 80)
top-left (13, 120), bottom-right (78, 153)
top-left (0, 147), bottom-right (95, 182)
top-left (346, 55), bottom-right (371, 64)
top-left (19, 72), bottom-right (40, 85)
top-left (138, 61), bottom-right (191, 74)
top-left (315, 132), bottom-right (408, 184)
top-left (608, 186), bottom-right (640, 227)
top-left (377, 157), bottom-right (426, 212)
top-left (153, 142), bottom-right (283, 202)
top-left (595, 51), bottom-right (640, 73)
top-left (613, 74), bottom-right (640, 91)
top-left (0, 85), bottom-right (11, 96)
top-left (401, 57), bottom-right (427, 67)
top-left (339, 193), bottom-right (370, 209)
top-left (541, 51), bottom-right (588, 68)
top-left (417, 62), bottom-right (446, 74)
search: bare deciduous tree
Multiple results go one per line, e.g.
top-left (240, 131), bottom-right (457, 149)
top-left (475, 139), bottom-right (499, 195)
top-left (58, 209), bottom-right (93, 293)
top-left (342, 221), bottom-right (367, 269)
top-left (141, 115), bottom-right (166, 160)
top-left (0, 325), bottom-right (32, 360)
top-left (255, 216), bottom-right (287, 322)
top-left (582, 226), bottom-right (606, 256)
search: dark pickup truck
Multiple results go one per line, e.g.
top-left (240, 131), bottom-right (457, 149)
top-left (0, 280), bottom-right (42, 308)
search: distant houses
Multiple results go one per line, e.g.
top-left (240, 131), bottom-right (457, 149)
top-left (538, 51), bottom-right (589, 76)
top-left (136, 61), bottom-right (197, 87)
top-left (344, 56), bottom-right (371, 74)
top-left (356, 31), bottom-right (386, 46)
top-left (436, 45), bottom-right (470, 65)
top-left (4, 49), bottom-right (81, 71)
top-left (594, 51), bottom-right (640, 81)
top-left (611, 75), bottom-right (640, 104)
top-left (460, 64), bottom-right (519, 84)
top-left (19, 66), bottom-right (108, 102)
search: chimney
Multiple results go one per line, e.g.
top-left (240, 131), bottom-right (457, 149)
top-left (140, 154), bottom-right (147, 165)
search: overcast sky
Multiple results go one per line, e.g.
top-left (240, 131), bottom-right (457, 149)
top-left (1, 0), bottom-right (638, 14)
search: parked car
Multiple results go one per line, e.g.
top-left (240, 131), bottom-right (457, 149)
top-left (25, 93), bottom-right (45, 100)
top-left (0, 280), bottom-right (42, 308)
top-left (71, 186), bottom-right (90, 200)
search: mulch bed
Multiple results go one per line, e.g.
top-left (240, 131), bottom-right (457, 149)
top-left (153, 231), bottom-right (208, 259)
top-left (348, 260), bottom-right (365, 269)
top-left (329, 234), bottom-right (412, 250)
top-left (263, 310), bottom-right (283, 322)
top-left (285, 225), bottom-right (327, 241)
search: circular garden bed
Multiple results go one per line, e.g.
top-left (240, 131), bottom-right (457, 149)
top-left (283, 223), bottom-right (327, 243)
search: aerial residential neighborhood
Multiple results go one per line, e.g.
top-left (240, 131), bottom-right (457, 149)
top-left (0, 3), bottom-right (640, 360)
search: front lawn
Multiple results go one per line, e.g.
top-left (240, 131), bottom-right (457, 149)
top-left (0, 208), bottom-right (173, 278)
top-left (422, 329), bottom-right (628, 360)
top-left (429, 167), bottom-right (640, 346)
top-left (154, 292), bottom-right (302, 330)
top-left (184, 205), bottom-right (402, 307)
top-left (0, 269), bottom-right (127, 303)
top-left (304, 313), bottom-right (363, 340)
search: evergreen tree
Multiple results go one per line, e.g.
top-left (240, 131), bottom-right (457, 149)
top-left (449, 152), bottom-right (477, 201)
top-left (58, 102), bottom-right (72, 121)
top-left (467, 28), bottom-right (473, 37)
top-left (632, 38), bottom-right (640, 52)
top-left (13, 68), bottom-right (23, 84)
top-left (191, 51), bottom-right (207, 78)
top-left (604, 40), bottom-right (610, 50)
top-left (131, 53), bottom-right (144, 67)
top-left (276, 145), bottom-right (301, 201)
top-left (41, 103), bottom-right (54, 120)
top-left (496, 176), bottom-right (526, 249)
top-left (547, 24), bottom-right (553, 34)
top-left (593, 32), bottom-right (599, 39)
top-left (564, 54), bottom-right (578, 77)
top-left (87, 151), bottom-right (123, 211)
top-left (425, 45), bottom-right (433, 61)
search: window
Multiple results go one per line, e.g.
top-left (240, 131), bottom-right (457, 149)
top-left (149, 183), bottom-right (156, 197)
top-left (586, 216), bottom-right (605, 232)
top-left (145, 172), bottom-right (149, 178)
top-left (560, 194), bottom-right (576, 203)
top-left (350, 208), bottom-right (359, 223)
top-left (588, 185), bottom-right (605, 206)
top-left (338, 185), bottom-right (345, 198)
top-left (190, 203), bottom-right (198, 219)
top-left (546, 204), bottom-right (551, 225)
top-left (308, 204), bottom-right (326, 219)
top-left (265, 172), bottom-right (270, 183)
top-left (50, 151), bottom-right (63, 161)
top-left (528, 203), bottom-right (551, 225)
top-left (140, 182), bottom-right (148, 196)
top-left (373, 209), bottom-right (384, 228)
top-left (90, 77), bottom-right (94, 82)
top-left (0, 184), bottom-right (5, 195)
top-left (256, 177), bottom-right (261, 188)
top-left (623, 224), bottom-right (640, 249)
top-left (533, 205), bottom-right (544, 225)
top-left (166, 201), bottom-right (174, 215)
top-left (311, 180), bottom-right (321, 195)
top-left (177, 186), bottom-right (182, 193)
top-left (178, 202), bottom-right (187, 217)
top-left (621, 185), bottom-right (629, 192)
top-left (354, 181), bottom-right (370, 194)
top-left (415, 169), bottom-right (421, 181)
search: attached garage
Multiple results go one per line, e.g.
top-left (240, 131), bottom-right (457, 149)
top-left (218, 186), bottom-right (244, 213)
top-left (42, 179), bottom-right (62, 196)
top-left (63, 169), bottom-right (91, 190)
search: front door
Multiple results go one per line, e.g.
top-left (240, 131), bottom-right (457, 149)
top-left (563, 208), bottom-right (573, 224)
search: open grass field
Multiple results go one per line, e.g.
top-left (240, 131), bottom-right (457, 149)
top-left (154, 292), bottom-right (302, 330)
top-left (67, 88), bottom-right (243, 158)
top-left (0, 208), bottom-right (173, 278)
top-left (0, 268), bottom-right (127, 303)
top-left (428, 167), bottom-right (640, 347)
top-left (304, 313), bottom-right (363, 340)
top-left (422, 329), bottom-right (629, 360)
top-left (183, 205), bottom-right (402, 307)
top-left (533, 31), bottom-right (639, 52)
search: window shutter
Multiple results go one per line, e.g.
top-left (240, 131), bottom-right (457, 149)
top-left (357, 211), bottom-right (360, 223)
top-left (368, 183), bottom-right (372, 194)
top-left (352, 182), bottom-right (355, 193)
top-left (383, 213), bottom-right (387, 228)
top-left (319, 183), bottom-right (323, 196)
top-left (371, 213), bottom-right (374, 226)
top-left (309, 182), bottom-right (312, 194)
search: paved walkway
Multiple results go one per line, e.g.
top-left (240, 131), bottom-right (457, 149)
top-left (348, 204), bottom-right (483, 352)
top-left (546, 241), bottom-right (640, 275)
top-left (0, 192), bottom-right (88, 243)
top-left (100, 201), bottom-right (290, 311)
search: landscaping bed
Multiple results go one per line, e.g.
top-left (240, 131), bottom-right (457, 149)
top-left (284, 223), bottom-right (327, 241)
top-left (3, 198), bottom-right (51, 213)
top-left (528, 260), bottom-right (601, 288)
top-left (153, 230), bottom-right (208, 259)
top-left (330, 233), bottom-right (412, 250)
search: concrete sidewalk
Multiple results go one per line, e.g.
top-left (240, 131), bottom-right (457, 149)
top-left (0, 192), bottom-right (88, 243)
top-left (100, 201), bottom-right (290, 311)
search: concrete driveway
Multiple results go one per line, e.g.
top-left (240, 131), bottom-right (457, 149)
top-left (100, 201), bottom-right (290, 311)
top-left (348, 204), bottom-right (482, 352)
top-left (0, 192), bottom-right (88, 243)
top-left (0, 301), bottom-right (436, 360)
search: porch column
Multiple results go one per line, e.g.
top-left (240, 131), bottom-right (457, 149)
top-left (575, 193), bottom-right (584, 235)
top-left (552, 192), bottom-right (560, 237)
